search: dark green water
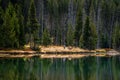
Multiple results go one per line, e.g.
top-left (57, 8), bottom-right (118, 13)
top-left (0, 56), bottom-right (120, 80)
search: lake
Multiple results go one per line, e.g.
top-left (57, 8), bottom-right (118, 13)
top-left (0, 56), bottom-right (120, 80)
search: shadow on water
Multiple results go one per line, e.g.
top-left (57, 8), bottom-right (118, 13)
top-left (0, 56), bottom-right (120, 80)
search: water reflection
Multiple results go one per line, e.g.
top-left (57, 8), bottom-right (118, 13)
top-left (0, 56), bottom-right (120, 80)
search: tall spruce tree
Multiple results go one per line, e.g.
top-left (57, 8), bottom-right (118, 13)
top-left (27, 0), bottom-right (40, 49)
top-left (66, 24), bottom-right (74, 46)
top-left (2, 3), bottom-right (20, 48)
top-left (112, 22), bottom-right (120, 49)
top-left (80, 17), bottom-right (97, 50)
top-left (100, 33), bottom-right (109, 48)
top-left (74, 7), bottom-right (83, 46)
top-left (42, 28), bottom-right (51, 46)
top-left (15, 5), bottom-right (25, 47)
top-left (12, 10), bottom-right (20, 48)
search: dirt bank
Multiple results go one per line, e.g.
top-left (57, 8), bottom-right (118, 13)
top-left (40, 46), bottom-right (106, 53)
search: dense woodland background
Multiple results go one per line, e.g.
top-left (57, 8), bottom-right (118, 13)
top-left (0, 0), bottom-right (120, 50)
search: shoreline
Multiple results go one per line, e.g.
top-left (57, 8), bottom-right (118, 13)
top-left (0, 46), bottom-right (119, 58)
top-left (0, 50), bottom-right (119, 59)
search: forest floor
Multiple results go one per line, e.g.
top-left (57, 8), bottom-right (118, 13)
top-left (0, 45), bottom-right (119, 58)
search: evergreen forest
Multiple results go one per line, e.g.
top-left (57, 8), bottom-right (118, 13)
top-left (0, 0), bottom-right (120, 50)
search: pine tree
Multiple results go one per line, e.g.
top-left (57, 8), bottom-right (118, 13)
top-left (57, 26), bottom-right (62, 45)
top-left (74, 7), bottom-right (83, 46)
top-left (81, 17), bottom-right (90, 49)
top-left (42, 28), bottom-right (51, 46)
top-left (112, 22), bottom-right (120, 49)
top-left (2, 3), bottom-right (20, 48)
top-left (27, 0), bottom-right (40, 49)
top-left (15, 5), bottom-right (25, 47)
top-left (81, 17), bottom-right (97, 50)
top-left (100, 33), bottom-right (109, 48)
top-left (66, 24), bottom-right (74, 46)
top-left (90, 22), bottom-right (98, 49)
top-left (19, 15), bottom-right (25, 46)
top-left (12, 10), bottom-right (20, 48)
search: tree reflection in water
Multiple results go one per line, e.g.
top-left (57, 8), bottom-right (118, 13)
top-left (0, 56), bottom-right (120, 80)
